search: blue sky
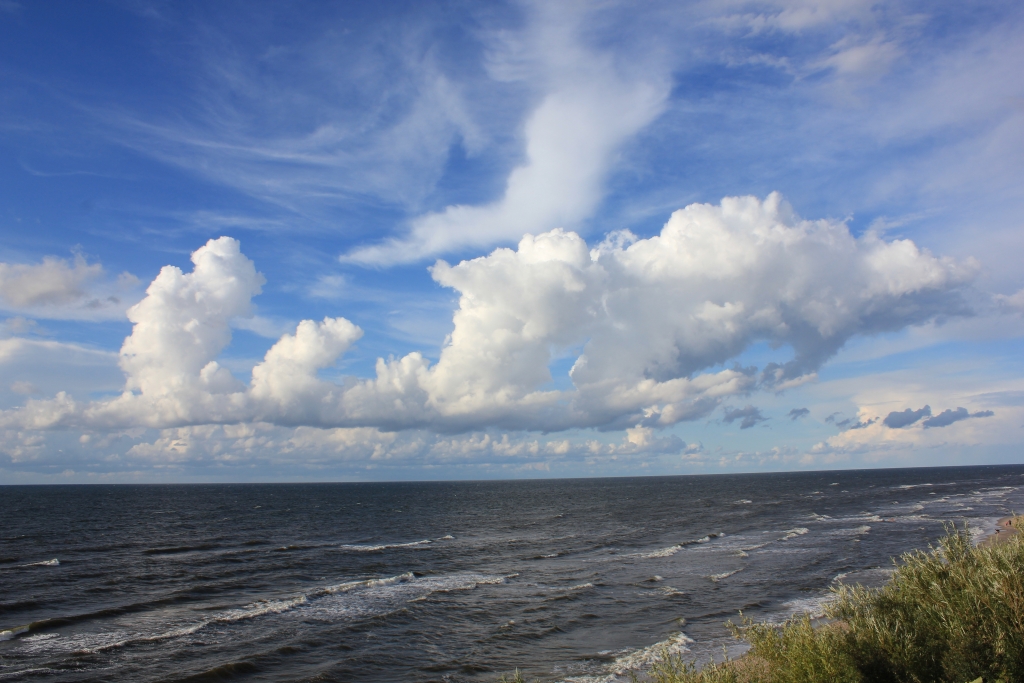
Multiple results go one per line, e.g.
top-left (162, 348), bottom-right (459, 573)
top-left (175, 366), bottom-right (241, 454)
top-left (1, 0), bottom-right (1023, 483)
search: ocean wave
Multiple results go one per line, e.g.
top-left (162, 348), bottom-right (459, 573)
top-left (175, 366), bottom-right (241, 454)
top-left (739, 542), bottom-right (770, 551)
top-left (0, 624), bottom-right (29, 641)
top-left (640, 533), bottom-right (725, 558)
top-left (833, 567), bottom-right (894, 586)
top-left (709, 569), bottom-right (742, 583)
top-left (8, 570), bottom-right (509, 655)
top-left (776, 595), bottom-right (833, 621)
top-left (781, 528), bottom-right (809, 541)
top-left (143, 544), bottom-right (218, 556)
top-left (0, 667), bottom-right (61, 680)
top-left (561, 632), bottom-right (694, 682)
top-left (338, 539), bottom-right (432, 551)
top-left (321, 572), bottom-right (416, 595)
top-left (19, 559), bottom-right (59, 568)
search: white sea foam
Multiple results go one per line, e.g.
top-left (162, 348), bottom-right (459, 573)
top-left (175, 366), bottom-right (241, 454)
top-left (569, 582), bottom-right (594, 591)
top-left (12, 570), bottom-right (508, 656)
top-left (781, 528), bottom-right (809, 540)
top-left (337, 539), bottom-right (431, 551)
top-left (709, 569), bottom-right (742, 582)
top-left (322, 572), bottom-right (415, 595)
top-left (777, 595), bottom-right (833, 621)
top-left (0, 625), bottom-right (29, 641)
top-left (20, 559), bottom-right (59, 567)
top-left (561, 631), bottom-right (694, 682)
top-left (640, 533), bottom-right (724, 558)
top-left (739, 542), bottom-right (770, 551)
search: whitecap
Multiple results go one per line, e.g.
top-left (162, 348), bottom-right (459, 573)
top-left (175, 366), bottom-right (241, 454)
top-left (20, 559), bottom-right (59, 568)
top-left (639, 533), bottom-right (724, 558)
top-left (781, 528), bottom-right (809, 541)
top-left (709, 568), bottom-right (742, 582)
top-left (337, 539), bottom-right (431, 551)
top-left (0, 624), bottom-right (29, 641)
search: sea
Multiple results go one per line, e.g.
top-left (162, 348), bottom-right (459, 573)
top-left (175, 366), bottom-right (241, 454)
top-left (3, 465), bottom-right (1024, 682)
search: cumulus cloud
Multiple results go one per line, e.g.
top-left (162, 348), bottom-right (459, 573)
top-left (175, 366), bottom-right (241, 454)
top-left (722, 405), bottom-right (767, 429)
top-left (0, 194), bottom-right (975, 434)
top-left (883, 405), bottom-right (931, 429)
top-left (0, 253), bottom-right (140, 320)
top-left (344, 4), bottom-right (669, 265)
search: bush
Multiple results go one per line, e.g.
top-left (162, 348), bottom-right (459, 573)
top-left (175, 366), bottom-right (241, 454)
top-left (642, 525), bottom-right (1024, 683)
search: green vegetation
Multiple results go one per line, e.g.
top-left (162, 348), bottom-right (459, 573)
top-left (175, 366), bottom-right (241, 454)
top-left (645, 525), bottom-right (1024, 683)
top-left (498, 525), bottom-right (1024, 683)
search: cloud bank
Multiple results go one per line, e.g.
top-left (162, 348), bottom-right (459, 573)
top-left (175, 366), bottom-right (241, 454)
top-left (0, 194), bottom-right (974, 435)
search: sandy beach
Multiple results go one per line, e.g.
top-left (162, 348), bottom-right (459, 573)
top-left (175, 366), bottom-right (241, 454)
top-left (980, 516), bottom-right (1023, 547)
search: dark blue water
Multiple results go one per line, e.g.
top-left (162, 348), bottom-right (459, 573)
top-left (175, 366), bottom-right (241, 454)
top-left (3, 465), bottom-right (1024, 682)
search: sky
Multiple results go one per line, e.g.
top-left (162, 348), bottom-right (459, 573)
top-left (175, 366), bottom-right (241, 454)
top-left (1, 0), bottom-right (1023, 483)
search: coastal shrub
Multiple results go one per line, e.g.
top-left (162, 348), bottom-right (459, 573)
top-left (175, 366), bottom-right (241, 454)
top-left (826, 524), bottom-right (1024, 683)
top-left (638, 525), bottom-right (1024, 683)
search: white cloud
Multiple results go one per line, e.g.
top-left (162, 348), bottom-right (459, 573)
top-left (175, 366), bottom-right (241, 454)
top-left (119, 236), bottom-right (265, 399)
top-left (0, 254), bottom-right (140, 320)
top-left (344, 3), bottom-right (670, 264)
top-left (997, 289), bottom-right (1024, 315)
top-left (0, 194), bottom-right (974, 437)
top-left (0, 337), bottom-right (120, 409)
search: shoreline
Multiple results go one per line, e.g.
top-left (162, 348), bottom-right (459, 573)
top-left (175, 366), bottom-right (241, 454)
top-left (979, 515), bottom-right (1022, 547)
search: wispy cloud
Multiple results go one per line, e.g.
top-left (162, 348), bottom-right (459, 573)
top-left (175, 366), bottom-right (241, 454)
top-left (345, 3), bottom-right (671, 264)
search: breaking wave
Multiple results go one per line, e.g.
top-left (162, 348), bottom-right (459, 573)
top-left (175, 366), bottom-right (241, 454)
top-left (640, 533), bottom-right (725, 558)
top-left (3, 570), bottom-right (510, 655)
